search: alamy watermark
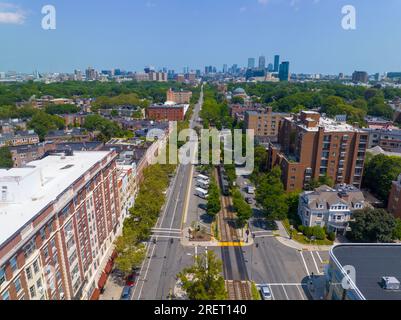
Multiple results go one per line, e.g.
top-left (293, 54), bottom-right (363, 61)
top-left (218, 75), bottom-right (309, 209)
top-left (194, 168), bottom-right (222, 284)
top-left (341, 5), bottom-right (356, 30)
top-left (41, 5), bottom-right (56, 30)
top-left (146, 122), bottom-right (255, 176)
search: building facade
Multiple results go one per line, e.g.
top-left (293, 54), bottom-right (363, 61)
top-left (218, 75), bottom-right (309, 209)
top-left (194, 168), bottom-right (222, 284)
top-left (0, 151), bottom-right (121, 300)
top-left (146, 104), bottom-right (186, 121)
top-left (166, 88), bottom-right (192, 104)
top-left (268, 111), bottom-right (368, 192)
top-left (245, 108), bottom-right (289, 140)
top-left (388, 174), bottom-right (401, 218)
top-left (298, 184), bottom-right (368, 234)
top-left (363, 127), bottom-right (401, 153)
top-left (0, 131), bottom-right (40, 148)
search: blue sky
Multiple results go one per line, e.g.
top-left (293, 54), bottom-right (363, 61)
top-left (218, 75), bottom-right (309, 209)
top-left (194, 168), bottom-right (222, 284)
top-left (0, 0), bottom-right (400, 74)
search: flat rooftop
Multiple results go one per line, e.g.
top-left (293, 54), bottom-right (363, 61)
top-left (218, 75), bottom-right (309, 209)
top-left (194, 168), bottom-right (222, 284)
top-left (287, 116), bottom-right (364, 133)
top-left (0, 151), bottom-right (111, 245)
top-left (332, 244), bottom-right (401, 300)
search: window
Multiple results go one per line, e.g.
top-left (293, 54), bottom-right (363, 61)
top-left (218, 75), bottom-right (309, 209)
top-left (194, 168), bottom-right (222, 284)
top-left (10, 256), bottom-right (18, 273)
top-left (24, 239), bottom-right (36, 260)
top-left (2, 290), bottom-right (10, 300)
top-left (40, 228), bottom-right (46, 241)
top-left (0, 266), bottom-right (5, 285)
top-left (26, 266), bottom-right (32, 280)
top-left (33, 260), bottom-right (39, 274)
top-left (36, 278), bottom-right (42, 290)
top-left (29, 286), bottom-right (36, 298)
top-left (14, 278), bottom-right (22, 293)
top-left (317, 213), bottom-right (323, 218)
top-left (43, 246), bottom-right (49, 260)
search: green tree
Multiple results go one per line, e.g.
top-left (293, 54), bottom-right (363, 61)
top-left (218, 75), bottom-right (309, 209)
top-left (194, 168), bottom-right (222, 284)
top-left (363, 154), bottom-right (401, 203)
top-left (114, 225), bottom-right (146, 275)
top-left (232, 189), bottom-right (253, 227)
top-left (256, 166), bottom-right (289, 220)
top-left (348, 208), bottom-right (396, 243)
top-left (0, 147), bottom-right (13, 168)
top-left (45, 104), bottom-right (79, 115)
top-left (178, 251), bottom-right (227, 300)
top-left (206, 176), bottom-right (221, 217)
top-left (393, 218), bottom-right (401, 240)
top-left (28, 111), bottom-right (65, 140)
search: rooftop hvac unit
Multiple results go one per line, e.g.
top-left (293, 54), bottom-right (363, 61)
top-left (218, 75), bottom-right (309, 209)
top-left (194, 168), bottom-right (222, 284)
top-left (382, 276), bottom-right (400, 290)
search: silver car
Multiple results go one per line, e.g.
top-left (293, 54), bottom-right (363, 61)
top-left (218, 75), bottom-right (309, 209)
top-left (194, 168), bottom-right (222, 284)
top-left (260, 285), bottom-right (272, 300)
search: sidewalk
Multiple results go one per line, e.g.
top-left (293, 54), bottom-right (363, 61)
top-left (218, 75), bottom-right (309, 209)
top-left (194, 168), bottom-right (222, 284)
top-left (274, 221), bottom-right (333, 252)
top-left (99, 271), bottom-right (124, 300)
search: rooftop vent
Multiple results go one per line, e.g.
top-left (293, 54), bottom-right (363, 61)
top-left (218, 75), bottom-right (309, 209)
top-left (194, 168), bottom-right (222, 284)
top-left (382, 276), bottom-right (400, 290)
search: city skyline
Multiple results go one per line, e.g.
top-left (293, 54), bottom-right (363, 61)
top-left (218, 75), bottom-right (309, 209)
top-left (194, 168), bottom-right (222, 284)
top-left (0, 0), bottom-right (401, 74)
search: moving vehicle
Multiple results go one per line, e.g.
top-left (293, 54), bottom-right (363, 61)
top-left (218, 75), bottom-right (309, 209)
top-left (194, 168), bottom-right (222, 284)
top-left (196, 179), bottom-right (209, 189)
top-left (259, 285), bottom-right (272, 300)
top-left (195, 187), bottom-right (208, 199)
top-left (120, 286), bottom-right (133, 300)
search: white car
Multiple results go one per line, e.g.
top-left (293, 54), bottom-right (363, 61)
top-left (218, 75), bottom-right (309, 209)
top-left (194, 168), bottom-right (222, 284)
top-left (259, 285), bottom-right (272, 300)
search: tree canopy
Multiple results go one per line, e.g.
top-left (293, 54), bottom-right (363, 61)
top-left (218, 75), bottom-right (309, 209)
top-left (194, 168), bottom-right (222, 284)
top-left (255, 166), bottom-right (289, 220)
top-left (363, 154), bottom-right (401, 203)
top-left (0, 147), bottom-right (13, 168)
top-left (178, 251), bottom-right (227, 300)
top-left (348, 208), bottom-right (396, 243)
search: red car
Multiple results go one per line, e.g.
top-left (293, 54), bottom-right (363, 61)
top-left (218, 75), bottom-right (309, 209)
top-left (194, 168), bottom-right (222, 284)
top-left (125, 273), bottom-right (137, 287)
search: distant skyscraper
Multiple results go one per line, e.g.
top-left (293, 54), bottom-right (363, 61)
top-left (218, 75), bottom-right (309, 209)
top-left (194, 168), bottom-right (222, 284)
top-left (85, 67), bottom-right (96, 81)
top-left (352, 71), bottom-right (369, 83)
top-left (258, 56), bottom-right (266, 70)
top-left (223, 64), bottom-right (228, 73)
top-left (248, 58), bottom-right (255, 69)
top-left (279, 62), bottom-right (290, 81)
top-left (274, 55), bottom-right (280, 72)
top-left (267, 63), bottom-right (274, 72)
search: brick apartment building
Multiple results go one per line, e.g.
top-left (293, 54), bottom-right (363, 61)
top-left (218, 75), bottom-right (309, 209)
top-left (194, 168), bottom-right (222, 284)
top-left (268, 111), bottom-right (368, 192)
top-left (9, 143), bottom-right (55, 168)
top-left (166, 88), bottom-right (192, 104)
top-left (245, 107), bottom-right (289, 141)
top-left (0, 131), bottom-right (39, 148)
top-left (388, 174), bottom-right (401, 218)
top-left (146, 104), bottom-right (186, 121)
top-left (0, 150), bottom-right (122, 300)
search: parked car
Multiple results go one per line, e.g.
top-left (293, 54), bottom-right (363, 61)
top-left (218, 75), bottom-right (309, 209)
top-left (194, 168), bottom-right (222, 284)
top-left (120, 286), bottom-right (133, 300)
top-left (259, 284), bottom-right (272, 300)
top-left (245, 197), bottom-right (253, 204)
top-left (247, 186), bottom-right (255, 194)
top-left (125, 273), bottom-right (137, 287)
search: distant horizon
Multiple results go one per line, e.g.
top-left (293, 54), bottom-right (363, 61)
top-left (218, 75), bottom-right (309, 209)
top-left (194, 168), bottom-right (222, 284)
top-left (1, 0), bottom-right (401, 75)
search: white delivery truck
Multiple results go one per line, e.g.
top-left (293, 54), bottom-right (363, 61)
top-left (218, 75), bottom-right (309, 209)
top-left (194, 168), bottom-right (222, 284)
top-left (197, 179), bottom-right (209, 189)
top-left (195, 188), bottom-right (209, 199)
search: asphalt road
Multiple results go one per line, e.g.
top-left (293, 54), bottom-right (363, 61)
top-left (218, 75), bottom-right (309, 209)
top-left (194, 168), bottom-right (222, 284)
top-left (131, 85), bottom-right (204, 300)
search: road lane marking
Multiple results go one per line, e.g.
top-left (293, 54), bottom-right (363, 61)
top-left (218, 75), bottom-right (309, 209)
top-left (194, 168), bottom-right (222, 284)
top-left (296, 285), bottom-right (306, 300)
top-left (269, 285), bottom-right (275, 300)
top-left (136, 242), bottom-right (157, 300)
top-left (282, 285), bottom-right (290, 300)
top-left (148, 235), bottom-right (182, 239)
top-left (152, 227), bottom-right (181, 231)
top-left (151, 230), bottom-right (182, 234)
top-left (310, 251), bottom-right (321, 275)
top-left (315, 251), bottom-right (323, 264)
top-left (181, 163), bottom-right (194, 229)
top-left (218, 242), bottom-right (245, 247)
top-left (300, 251), bottom-right (311, 278)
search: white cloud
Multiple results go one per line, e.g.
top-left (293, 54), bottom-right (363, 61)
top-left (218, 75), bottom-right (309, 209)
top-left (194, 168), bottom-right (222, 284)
top-left (0, 2), bottom-right (26, 24)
